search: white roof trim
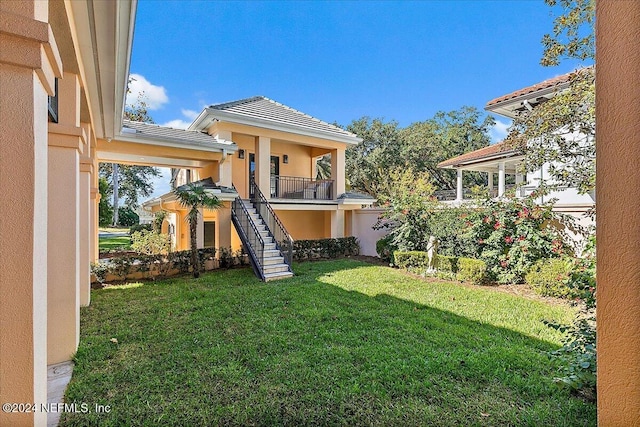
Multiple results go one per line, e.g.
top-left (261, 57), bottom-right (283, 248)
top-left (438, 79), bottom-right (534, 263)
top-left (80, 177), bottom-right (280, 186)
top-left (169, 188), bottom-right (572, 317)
top-left (190, 108), bottom-right (363, 145)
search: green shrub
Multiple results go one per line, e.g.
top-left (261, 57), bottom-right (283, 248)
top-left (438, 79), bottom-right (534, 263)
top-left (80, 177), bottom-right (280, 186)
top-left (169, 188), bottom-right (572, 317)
top-left (393, 251), bottom-right (430, 272)
top-left (376, 235), bottom-right (397, 263)
top-left (525, 258), bottom-right (574, 298)
top-left (130, 223), bottom-right (152, 234)
top-left (394, 252), bottom-right (488, 285)
top-left (457, 257), bottom-right (488, 285)
top-left (117, 206), bottom-right (139, 227)
top-left (294, 237), bottom-right (359, 261)
top-left (436, 255), bottom-right (458, 273)
top-left (130, 230), bottom-right (170, 256)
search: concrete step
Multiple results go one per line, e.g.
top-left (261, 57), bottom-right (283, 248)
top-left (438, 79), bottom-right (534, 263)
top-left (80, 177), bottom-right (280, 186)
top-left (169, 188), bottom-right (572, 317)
top-left (263, 249), bottom-right (281, 258)
top-left (263, 270), bottom-right (294, 282)
top-left (263, 255), bottom-right (285, 265)
top-left (263, 263), bottom-right (291, 275)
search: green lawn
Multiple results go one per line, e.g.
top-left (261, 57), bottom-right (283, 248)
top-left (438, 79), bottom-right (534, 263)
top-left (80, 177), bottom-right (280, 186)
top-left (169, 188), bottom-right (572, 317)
top-left (62, 260), bottom-right (595, 426)
top-left (98, 235), bottom-right (131, 252)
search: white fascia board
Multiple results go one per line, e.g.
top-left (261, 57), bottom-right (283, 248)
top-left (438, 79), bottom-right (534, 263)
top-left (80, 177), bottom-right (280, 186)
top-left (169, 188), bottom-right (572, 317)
top-left (112, 0), bottom-right (137, 138)
top-left (446, 152), bottom-right (524, 169)
top-left (191, 108), bottom-right (363, 145)
top-left (114, 133), bottom-right (237, 153)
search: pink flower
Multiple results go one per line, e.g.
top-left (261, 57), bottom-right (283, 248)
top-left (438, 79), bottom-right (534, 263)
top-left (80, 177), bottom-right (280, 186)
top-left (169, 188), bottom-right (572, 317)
top-left (500, 260), bottom-right (508, 268)
top-left (478, 239), bottom-right (484, 244)
top-left (494, 221), bottom-right (501, 230)
top-left (505, 236), bottom-right (514, 244)
top-left (518, 236), bottom-right (525, 241)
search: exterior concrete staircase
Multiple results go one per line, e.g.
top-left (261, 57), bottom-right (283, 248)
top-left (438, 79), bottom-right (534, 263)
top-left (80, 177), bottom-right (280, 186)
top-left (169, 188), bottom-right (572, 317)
top-left (231, 183), bottom-right (294, 282)
top-left (239, 199), bottom-right (293, 281)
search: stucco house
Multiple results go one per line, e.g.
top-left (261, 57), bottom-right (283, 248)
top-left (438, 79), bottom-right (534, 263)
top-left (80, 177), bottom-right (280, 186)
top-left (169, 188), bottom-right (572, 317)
top-left (140, 96), bottom-right (375, 280)
top-left (0, 0), bottom-right (637, 425)
top-left (436, 71), bottom-right (595, 226)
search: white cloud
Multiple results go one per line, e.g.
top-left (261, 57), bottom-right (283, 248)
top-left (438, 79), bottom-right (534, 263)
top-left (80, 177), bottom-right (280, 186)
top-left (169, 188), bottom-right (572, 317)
top-left (489, 119), bottom-right (511, 143)
top-left (161, 119), bottom-right (191, 130)
top-left (181, 109), bottom-right (199, 120)
top-left (161, 108), bottom-right (202, 129)
top-left (126, 73), bottom-right (169, 110)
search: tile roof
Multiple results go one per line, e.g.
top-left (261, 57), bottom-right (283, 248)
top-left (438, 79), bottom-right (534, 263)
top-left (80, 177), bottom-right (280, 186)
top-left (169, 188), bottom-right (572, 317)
top-left (122, 119), bottom-right (234, 149)
top-left (207, 96), bottom-right (360, 141)
top-left (486, 67), bottom-right (592, 107)
top-left (175, 177), bottom-right (236, 194)
top-left (437, 142), bottom-right (521, 168)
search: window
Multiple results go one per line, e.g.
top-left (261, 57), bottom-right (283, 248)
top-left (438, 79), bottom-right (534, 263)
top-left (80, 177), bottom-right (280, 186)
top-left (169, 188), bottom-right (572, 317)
top-left (48, 78), bottom-right (59, 123)
top-left (204, 221), bottom-right (215, 248)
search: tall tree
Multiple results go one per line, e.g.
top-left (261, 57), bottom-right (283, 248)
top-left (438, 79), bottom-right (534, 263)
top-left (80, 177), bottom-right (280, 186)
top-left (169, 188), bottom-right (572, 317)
top-left (344, 117), bottom-right (405, 199)
top-left (401, 107), bottom-right (494, 190)
top-left (173, 183), bottom-right (223, 278)
top-left (98, 88), bottom-right (161, 225)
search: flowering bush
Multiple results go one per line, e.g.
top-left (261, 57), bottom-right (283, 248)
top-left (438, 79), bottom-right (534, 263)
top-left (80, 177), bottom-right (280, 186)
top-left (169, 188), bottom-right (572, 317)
top-left (463, 196), bottom-right (573, 283)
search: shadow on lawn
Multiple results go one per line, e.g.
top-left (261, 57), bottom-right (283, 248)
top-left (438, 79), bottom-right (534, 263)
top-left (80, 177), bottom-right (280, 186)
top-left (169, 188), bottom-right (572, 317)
top-left (62, 259), bottom-right (595, 426)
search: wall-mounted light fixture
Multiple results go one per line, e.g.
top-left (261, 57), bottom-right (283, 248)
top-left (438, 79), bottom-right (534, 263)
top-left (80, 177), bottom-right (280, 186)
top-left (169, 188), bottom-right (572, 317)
top-left (238, 149), bottom-right (245, 159)
top-left (283, 154), bottom-right (289, 164)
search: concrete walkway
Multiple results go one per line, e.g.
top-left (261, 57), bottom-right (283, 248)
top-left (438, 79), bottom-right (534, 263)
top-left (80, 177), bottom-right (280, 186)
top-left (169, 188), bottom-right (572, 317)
top-left (47, 361), bottom-right (74, 427)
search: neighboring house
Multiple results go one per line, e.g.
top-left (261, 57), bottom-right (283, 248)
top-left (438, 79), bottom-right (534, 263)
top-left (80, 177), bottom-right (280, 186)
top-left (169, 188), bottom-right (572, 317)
top-left (437, 72), bottom-right (595, 225)
top-left (141, 96), bottom-right (375, 280)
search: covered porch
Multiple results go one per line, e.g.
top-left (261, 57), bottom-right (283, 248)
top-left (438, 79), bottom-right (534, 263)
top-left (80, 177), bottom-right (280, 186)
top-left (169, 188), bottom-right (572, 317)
top-left (437, 142), bottom-right (524, 203)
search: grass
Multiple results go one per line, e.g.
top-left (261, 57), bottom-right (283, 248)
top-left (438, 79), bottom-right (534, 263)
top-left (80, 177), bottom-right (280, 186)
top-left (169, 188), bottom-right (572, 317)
top-left (61, 259), bottom-right (595, 426)
top-left (98, 235), bottom-right (131, 252)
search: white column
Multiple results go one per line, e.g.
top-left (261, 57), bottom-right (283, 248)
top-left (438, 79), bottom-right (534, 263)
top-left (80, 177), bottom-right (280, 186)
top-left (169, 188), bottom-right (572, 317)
top-left (456, 169), bottom-right (463, 201)
top-left (330, 148), bottom-right (346, 199)
top-left (515, 171), bottom-right (524, 198)
top-left (79, 160), bottom-right (92, 306)
top-left (196, 208), bottom-right (204, 249)
top-left (215, 130), bottom-right (233, 187)
top-left (498, 162), bottom-right (506, 197)
top-left (256, 136), bottom-right (271, 199)
top-left (331, 210), bottom-right (345, 238)
top-left (487, 171), bottom-right (493, 195)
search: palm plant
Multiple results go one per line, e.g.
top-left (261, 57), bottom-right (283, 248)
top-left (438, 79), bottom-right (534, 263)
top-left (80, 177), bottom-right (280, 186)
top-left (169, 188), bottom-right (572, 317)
top-left (173, 183), bottom-right (223, 278)
top-left (316, 155), bottom-right (331, 180)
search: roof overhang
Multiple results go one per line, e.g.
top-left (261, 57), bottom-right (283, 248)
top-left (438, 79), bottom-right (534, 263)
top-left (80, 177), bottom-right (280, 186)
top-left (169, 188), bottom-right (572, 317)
top-left (189, 108), bottom-right (363, 145)
top-left (485, 80), bottom-right (571, 119)
top-left (143, 188), bottom-right (239, 209)
top-left (65, 0), bottom-right (136, 140)
top-left (438, 151), bottom-right (523, 170)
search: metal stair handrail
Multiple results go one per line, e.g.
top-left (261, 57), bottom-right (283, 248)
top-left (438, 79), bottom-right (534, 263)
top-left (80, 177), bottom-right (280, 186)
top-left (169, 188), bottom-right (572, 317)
top-left (250, 178), bottom-right (294, 267)
top-left (231, 194), bottom-right (266, 280)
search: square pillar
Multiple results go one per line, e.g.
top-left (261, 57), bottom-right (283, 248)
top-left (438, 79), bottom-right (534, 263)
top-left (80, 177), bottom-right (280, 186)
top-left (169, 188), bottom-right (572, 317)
top-left (330, 148), bottom-right (346, 199)
top-left (515, 171), bottom-right (524, 198)
top-left (79, 160), bottom-right (92, 306)
top-left (596, 1), bottom-right (640, 424)
top-left (0, 1), bottom-right (62, 425)
top-left (330, 209), bottom-right (345, 238)
top-left (215, 130), bottom-right (233, 187)
top-left (215, 204), bottom-right (232, 252)
top-left (196, 208), bottom-right (204, 249)
top-left (498, 162), bottom-right (506, 197)
top-left (456, 169), bottom-right (463, 201)
top-left (487, 171), bottom-right (493, 194)
top-left (47, 72), bottom-right (84, 364)
top-left (256, 136), bottom-right (271, 199)
top-left (90, 185), bottom-right (100, 262)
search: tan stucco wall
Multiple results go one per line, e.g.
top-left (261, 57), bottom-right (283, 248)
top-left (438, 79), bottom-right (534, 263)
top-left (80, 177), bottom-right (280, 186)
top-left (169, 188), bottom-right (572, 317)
top-left (276, 210), bottom-right (329, 240)
top-left (596, 1), bottom-right (640, 424)
top-left (0, 1), bottom-right (59, 424)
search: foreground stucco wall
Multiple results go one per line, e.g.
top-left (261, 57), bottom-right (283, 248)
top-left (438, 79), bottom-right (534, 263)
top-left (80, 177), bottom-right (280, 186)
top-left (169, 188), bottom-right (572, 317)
top-left (596, 0), bottom-right (640, 424)
top-left (276, 210), bottom-right (328, 240)
top-left (0, 1), bottom-right (59, 425)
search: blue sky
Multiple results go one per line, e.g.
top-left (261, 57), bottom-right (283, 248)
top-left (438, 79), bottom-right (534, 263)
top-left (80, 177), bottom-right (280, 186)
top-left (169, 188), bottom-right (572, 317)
top-left (128, 0), bottom-right (589, 197)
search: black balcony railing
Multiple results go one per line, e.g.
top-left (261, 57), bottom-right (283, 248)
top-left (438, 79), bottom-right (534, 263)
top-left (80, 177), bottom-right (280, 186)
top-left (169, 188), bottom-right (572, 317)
top-left (271, 175), bottom-right (334, 200)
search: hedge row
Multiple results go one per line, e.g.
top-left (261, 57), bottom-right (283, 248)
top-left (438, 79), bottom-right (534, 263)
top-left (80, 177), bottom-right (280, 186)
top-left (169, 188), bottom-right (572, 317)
top-left (393, 251), bottom-right (488, 285)
top-left (293, 237), bottom-right (359, 261)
